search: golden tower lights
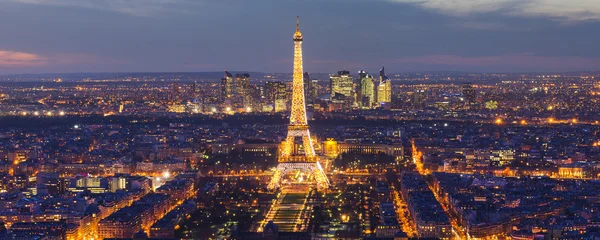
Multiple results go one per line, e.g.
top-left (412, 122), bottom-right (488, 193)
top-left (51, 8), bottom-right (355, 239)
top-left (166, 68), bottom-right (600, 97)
top-left (268, 17), bottom-right (329, 190)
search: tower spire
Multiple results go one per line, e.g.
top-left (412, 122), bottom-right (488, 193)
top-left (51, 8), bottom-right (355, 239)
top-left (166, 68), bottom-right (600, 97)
top-left (293, 16), bottom-right (303, 40)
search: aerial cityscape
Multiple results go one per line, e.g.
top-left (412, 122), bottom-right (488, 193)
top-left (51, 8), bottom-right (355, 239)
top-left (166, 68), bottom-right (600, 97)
top-left (2, 1), bottom-right (600, 240)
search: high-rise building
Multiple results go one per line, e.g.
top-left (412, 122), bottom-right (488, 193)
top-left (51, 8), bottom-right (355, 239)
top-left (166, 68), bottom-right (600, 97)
top-left (377, 66), bottom-right (392, 104)
top-left (220, 71), bottom-right (234, 105)
top-left (303, 72), bottom-right (311, 99)
top-left (358, 70), bottom-right (376, 109)
top-left (310, 79), bottom-right (319, 99)
top-left (265, 81), bottom-right (287, 112)
top-left (235, 73), bottom-right (251, 108)
top-left (304, 72), bottom-right (314, 110)
top-left (357, 71), bottom-right (365, 105)
top-left (462, 83), bottom-right (476, 105)
top-left (330, 70), bottom-right (354, 104)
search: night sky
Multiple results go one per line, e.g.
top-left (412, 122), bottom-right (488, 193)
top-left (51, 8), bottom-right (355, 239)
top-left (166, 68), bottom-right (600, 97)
top-left (1, 0), bottom-right (599, 74)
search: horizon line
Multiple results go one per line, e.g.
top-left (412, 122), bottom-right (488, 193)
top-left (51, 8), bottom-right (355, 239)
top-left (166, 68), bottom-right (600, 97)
top-left (2, 69), bottom-right (600, 76)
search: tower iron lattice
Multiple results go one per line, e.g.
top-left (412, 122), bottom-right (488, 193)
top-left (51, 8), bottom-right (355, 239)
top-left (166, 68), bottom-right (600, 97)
top-left (268, 17), bottom-right (329, 191)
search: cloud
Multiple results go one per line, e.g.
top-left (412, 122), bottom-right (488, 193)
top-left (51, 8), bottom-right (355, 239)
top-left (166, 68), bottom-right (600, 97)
top-left (450, 21), bottom-right (530, 31)
top-left (7, 0), bottom-right (600, 21)
top-left (0, 50), bottom-right (47, 67)
top-left (388, 0), bottom-right (600, 22)
top-left (0, 50), bottom-right (135, 73)
top-left (4, 0), bottom-right (200, 16)
top-left (393, 54), bottom-right (600, 71)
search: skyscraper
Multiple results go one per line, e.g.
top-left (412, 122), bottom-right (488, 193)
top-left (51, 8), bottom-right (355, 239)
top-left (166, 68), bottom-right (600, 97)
top-left (377, 66), bottom-right (392, 104)
top-left (235, 73), bottom-right (251, 108)
top-left (304, 72), bottom-right (313, 110)
top-left (220, 71), bottom-right (234, 105)
top-left (310, 79), bottom-right (319, 100)
top-left (330, 70), bottom-right (354, 105)
top-left (359, 70), bottom-right (376, 109)
top-left (265, 81), bottom-right (287, 112)
top-left (303, 72), bottom-right (311, 99)
top-left (357, 71), bottom-right (366, 105)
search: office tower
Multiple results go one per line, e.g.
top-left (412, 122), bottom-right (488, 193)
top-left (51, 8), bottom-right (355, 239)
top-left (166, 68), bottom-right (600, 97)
top-left (235, 73), bottom-right (251, 108)
top-left (462, 83), bottom-right (476, 105)
top-left (304, 72), bottom-right (314, 111)
top-left (220, 71), bottom-right (234, 105)
top-left (248, 85), bottom-right (261, 111)
top-left (265, 81), bottom-right (287, 112)
top-left (357, 71), bottom-right (366, 106)
top-left (310, 79), bottom-right (319, 99)
top-left (269, 17), bottom-right (329, 190)
top-left (303, 72), bottom-right (311, 101)
top-left (358, 70), bottom-right (376, 109)
top-left (377, 66), bottom-right (392, 104)
top-left (330, 70), bottom-right (354, 104)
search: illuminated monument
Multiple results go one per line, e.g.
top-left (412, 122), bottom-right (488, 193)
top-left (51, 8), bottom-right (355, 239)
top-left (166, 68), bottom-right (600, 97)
top-left (268, 17), bottom-right (329, 191)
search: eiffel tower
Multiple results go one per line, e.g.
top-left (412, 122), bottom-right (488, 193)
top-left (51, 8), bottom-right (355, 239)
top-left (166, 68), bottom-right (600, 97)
top-left (268, 17), bottom-right (329, 191)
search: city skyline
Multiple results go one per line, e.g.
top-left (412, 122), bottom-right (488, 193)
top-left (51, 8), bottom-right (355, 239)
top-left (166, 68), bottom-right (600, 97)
top-left (3, 10), bottom-right (600, 239)
top-left (1, 0), bottom-right (600, 74)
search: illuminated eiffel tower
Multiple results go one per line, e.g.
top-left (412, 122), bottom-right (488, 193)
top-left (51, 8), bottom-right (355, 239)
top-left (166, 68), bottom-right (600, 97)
top-left (268, 17), bottom-right (329, 191)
